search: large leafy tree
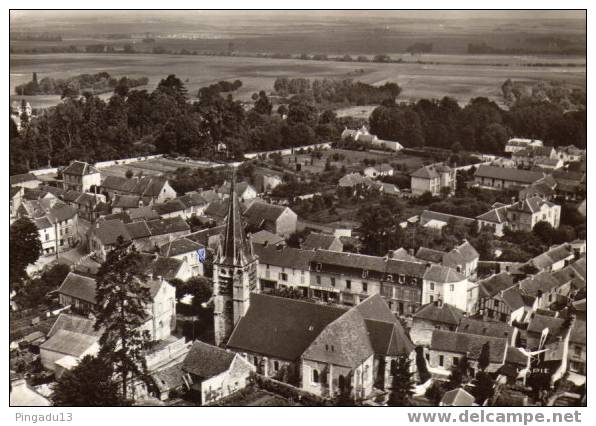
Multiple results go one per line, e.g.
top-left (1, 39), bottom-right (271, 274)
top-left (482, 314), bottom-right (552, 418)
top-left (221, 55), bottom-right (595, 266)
top-left (387, 356), bottom-right (415, 406)
top-left (359, 205), bottom-right (403, 256)
top-left (478, 341), bottom-right (491, 372)
top-left (52, 355), bottom-right (124, 406)
top-left (10, 217), bottom-right (42, 290)
top-left (94, 238), bottom-right (153, 400)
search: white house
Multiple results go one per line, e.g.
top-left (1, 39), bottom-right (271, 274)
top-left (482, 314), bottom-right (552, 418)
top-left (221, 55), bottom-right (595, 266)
top-left (422, 265), bottom-right (470, 312)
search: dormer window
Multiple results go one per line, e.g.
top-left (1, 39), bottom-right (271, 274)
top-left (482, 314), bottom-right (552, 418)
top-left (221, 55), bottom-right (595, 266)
top-left (362, 270), bottom-right (368, 278)
top-left (386, 274), bottom-right (393, 282)
top-left (316, 263), bottom-right (322, 272)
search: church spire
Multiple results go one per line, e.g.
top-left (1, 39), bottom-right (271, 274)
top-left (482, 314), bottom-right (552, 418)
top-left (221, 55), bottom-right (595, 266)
top-left (219, 167), bottom-right (253, 266)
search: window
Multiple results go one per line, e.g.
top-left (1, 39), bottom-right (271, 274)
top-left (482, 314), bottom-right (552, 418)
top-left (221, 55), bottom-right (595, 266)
top-left (312, 369), bottom-right (319, 383)
top-left (429, 295), bottom-right (434, 303)
top-left (386, 274), bottom-right (393, 282)
top-left (280, 272), bottom-right (288, 281)
top-left (574, 346), bottom-right (582, 357)
top-left (362, 282), bottom-right (368, 293)
top-left (494, 300), bottom-right (499, 308)
top-left (274, 361), bottom-right (279, 371)
top-left (453, 357), bottom-right (459, 366)
top-left (330, 277), bottom-right (336, 287)
top-left (316, 275), bottom-right (321, 285)
top-left (450, 284), bottom-right (454, 292)
top-left (429, 282), bottom-right (435, 291)
top-left (346, 280), bottom-right (351, 290)
top-left (439, 355), bottom-right (444, 367)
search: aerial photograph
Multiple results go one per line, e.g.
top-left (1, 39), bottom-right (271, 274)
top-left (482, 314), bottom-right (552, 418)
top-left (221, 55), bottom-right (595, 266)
top-left (9, 10), bottom-right (586, 409)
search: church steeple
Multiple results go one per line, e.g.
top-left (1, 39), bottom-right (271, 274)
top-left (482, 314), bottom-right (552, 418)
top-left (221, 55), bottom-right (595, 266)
top-left (218, 169), bottom-right (254, 266)
top-left (213, 166), bottom-right (259, 347)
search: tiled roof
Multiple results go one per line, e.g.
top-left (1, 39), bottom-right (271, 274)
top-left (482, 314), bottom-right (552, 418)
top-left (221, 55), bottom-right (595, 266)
top-left (430, 330), bottom-right (507, 363)
top-left (529, 244), bottom-right (574, 270)
top-left (441, 388), bottom-right (475, 406)
top-left (313, 250), bottom-right (387, 273)
top-left (457, 318), bottom-right (513, 340)
top-left (423, 264), bottom-right (466, 283)
top-left (101, 176), bottom-right (138, 193)
top-left (125, 221), bottom-right (151, 239)
top-left (475, 165), bottom-right (544, 184)
top-left (518, 271), bottom-right (562, 297)
top-left (218, 181), bottom-right (254, 197)
top-left (365, 320), bottom-right (414, 357)
top-left (570, 319), bottom-right (586, 345)
top-left (413, 302), bottom-right (464, 325)
top-left (420, 210), bottom-right (475, 227)
top-left (204, 200), bottom-right (231, 219)
top-left (186, 225), bottom-right (225, 246)
top-left (500, 287), bottom-right (527, 310)
top-left (505, 346), bottom-right (529, 367)
top-left (477, 272), bottom-right (515, 299)
top-left (62, 161), bottom-right (99, 176)
top-left (183, 340), bottom-right (236, 379)
top-left (249, 230), bottom-right (284, 246)
top-left (10, 173), bottom-right (39, 186)
top-left (128, 206), bottom-right (160, 221)
top-left (227, 293), bottom-right (346, 361)
top-left (244, 202), bottom-right (288, 225)
top-left (476, 205), bottom-right (509, 223)
top-left (443, 241), bottom-right (479, 267)
top-left (48, 203), bottom-right (77, 223)
top-left (48, 313), bottom-right (101, 338)
top-left (410, 163), bottom-right (451, 179)
top-left (252, 243), bottom-right (315, 270)
top-left (160, 237), bottom-right (203, 257)
top-left (302, 308), bottom-right (374, 368)
top-left (133, 176), bottom-right (172, 198)
top-left (385, 258), bottom-right (427, 277)
top-left (146, 216), bottom-right (190, 236)
top-left (527, 314), bottom-right (566, 336)
top-left (178, 193), bottom-right (208, 209)
top-left (56, 272), bottom-right (97, 304)
top-left (39, 329), bottom-right (98, 357)
top-left (391, 248), bottom-right (419, 262)
top-left (153, 199), bottom-right (187, 216)
top-left (91, 219), bottom-right (132, 246)
top-left (10, 186), bottom-right (22, 199)
top-left (355, 294), bottom-right (398, 324)
top-left (151, 257), bottom-right (184, 281)
top-left (112, 194), bottom-right (142, 209)
top-left (415, 247), bottom-right (445, 264)
top-left (302, 233), bottom-right (341, 251)
top-left (509, 196), bottom-right (556, 214)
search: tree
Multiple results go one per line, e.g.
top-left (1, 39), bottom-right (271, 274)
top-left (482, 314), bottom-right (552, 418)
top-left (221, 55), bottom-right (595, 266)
top-left (253, 90), bottom-right (272, 115)
top-left (387, 356), bottom-right (415, 406)
top-left (125, 169), bottom-right (134, 179)
top-left (359, 206), bottom-right (404, 256)
top-left (533, 221), bottom-right (555, 245)
top-left (52, 355), bottom-right (124, 406)
top-left (94, 238), bottom-right (153, 400)
top-left (10, 217), bottom-right (42, 289)
top-left (471, 372), bottom-right (494, 405)
top-left (478, 341), bottom-right (491, 372)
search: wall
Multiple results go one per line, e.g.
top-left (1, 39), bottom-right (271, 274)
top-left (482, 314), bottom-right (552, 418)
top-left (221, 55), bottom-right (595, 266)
top-left (411, 176), bottom-right (435, 196)
top-left (201, 356), bottom-right (253, 405)
top-left (410, 318), bottom-right (456, 347)
top-left (275, 208), bottom-right (298, 237)
top-left (94, 154), bottom-right (164, 169)
top-left (244, 142), bottom-right (332, 159)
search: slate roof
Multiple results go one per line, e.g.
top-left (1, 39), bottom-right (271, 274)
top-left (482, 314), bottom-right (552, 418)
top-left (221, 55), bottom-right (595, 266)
top-left (10, 173), bottom-right (39, 186)
top-left (476, 205), bottom-right (510, 223)
top-left (218, 181), bottom-right (254, 197)
top-left (365, 320), bottom-right (414, 357)
top-left (302, 233), bottom-right (341, 251)
top-left (441, 388), bottom-right (475, 406)
top-left (302, 308), bottom-right (374, 368)
top-left (457, 318), bottom-right (514, 340)
top-left (313, 250), bottom-right (387, 273)
top-left (475, 165), bottom-right (544, 184)
top-left (385, 258), bottom-right (427, 277)
top-left (182, 340), bottom-right (237, 379)
top-left (529, 243), bottom-right (574, 270)
top-left (56, 272), bottom-right (97, 304)
top-left (101, 176), bottom-right (138, 193)
top-left (186, 225), bottom-right (226, 246)
top-left (518, 271), bottom-right (564, 297)
top-left (252, 243), bottom-right (315, 270)
top-left (146, 216), bottom-right (190, 236)
top-left (62, 161), bottom-right (99, 176)
top-left (509, 196), bottom-right (556, 214)
top-left (151, 257), bottom-right (185, 280)
top-left (227, 293), bottom-right (347, 361)
top-left (133, 176), bottom-right (172, 198)
top-left (47, 313), bottom-right (101, 338)
top-left (430, 330), bottom-right (507, 363)
top-left (423, 264), bottom-right (466, 283)
top-left (443, 241), bottom-right (479, 267)
top-left (415, 247), bottom-right (445, 264)
top-left (39, 329), bottom-right (98, 357)
top-left (355, 294), bottom-right (398, 324)
top-left (91, 219), bottom-right (132, 246)
top-left (413, 302), bottom-right (464, 325)
top-left (391, 248), bottom-right (419, 262)
top-left (112, 194), bottom-right (142, 209)
top-left (178, 192), bottom-right (208, 209)
top-left (204, 200), bottom-right (231, 220)
top-left (128, 206), bottom-right (160, 221)
top-left (160, 237), bottom-right (203, 257)
top-left (477, 272), bottom-right (515, 299)
top-left (249, 230), bottom-right (285, 246)
top-left (500, 287), bottom-right (528, 310)
top-left (527, 314), bottom-right (566, 337)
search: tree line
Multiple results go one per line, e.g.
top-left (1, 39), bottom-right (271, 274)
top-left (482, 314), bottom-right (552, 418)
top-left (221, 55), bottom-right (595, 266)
top-left (14, 72), bottom-right (148, 96)
top-left (369, 96), bottom-right (586, 153)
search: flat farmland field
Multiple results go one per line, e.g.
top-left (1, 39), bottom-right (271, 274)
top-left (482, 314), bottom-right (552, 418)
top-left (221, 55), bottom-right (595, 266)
top-left (10, 53), bottom-right (585, 109)
top-left (97, 157), bottom-right (218, 179)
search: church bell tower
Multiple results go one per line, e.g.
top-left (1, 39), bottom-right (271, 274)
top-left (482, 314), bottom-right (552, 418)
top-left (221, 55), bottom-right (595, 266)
top-left (213, 169), bottom-right (258, 346)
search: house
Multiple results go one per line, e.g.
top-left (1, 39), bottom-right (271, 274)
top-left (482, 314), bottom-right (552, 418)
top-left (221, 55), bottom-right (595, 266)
top-left (511, 146), bottom-right (558, 169)
top-left (421, 265), bottom-right (470, 312)
top-left (248, 230), bottom-right (285, 247)
top-left (186, 225), bottom-right (226, 252)
top-left (504, 138), bottom-right (543, 154)
top-left (506, 197), bottom-right (560, 232)
top-left (56, 272), bottom-right (97, 314)
top-left (244, 201), bottom-right (297, 237)
top-left (10, 186), bottom-right (24, 223)
top-left (378, 182), bottom-right (400, 197)
top-left (410, 301), bottom-right (465, 346)
top-left (429, 330), bottom-right (508, 375)
top-left (338, 173), bottom-right (375, 189)
top-left (519, 178), bottom-right (557, 201)
top-left (227, 293), bottom-right (412, 399)
top-left (476, 203), bottom-right (511, 237)
top-left (181, 340), bottom-right (254, 405)
top-left (218, 181), bottom-right (257, 202)
top-left (475, 272), bottom-right (532, 324)
top-left (101, 176), bottom-right (176, 203)
top-left (204, 199), bottom-right (235, 224)
top-left (474, 165), bottom-right (545, 190)
top-left (302, 232), bottom-right (343, 252)
top-left (556, 145), bottom-right (585, 163)
top-left (535, 157), bottom-right (564, 170)
top-left (442, 241), bottom-right (479, 279)
top-left (456, 317), bottom-right (516, 346)
top-left (252, 243), bottom-right (315, 295)
top-left (341, 126), bottom-right (403, 151)
top-left (159, 237), bottom-right (206, 277)
top-left (39, 314), bottom-right (101, 377)
top-left (10, 172), bottom-right (41, 189)
top-left (62, 161), bottom-right (101, 192)
top-left (526, 243), bottom-right (575, 273)
top-left (440, 388), bottom-right (475, 406)
top-left (152, 199), bottom-right (187, 219)
top-left (517, 271), bottom-right (568, 310)
top-left (112, 194), bottom-right (146, 213)
top-left (568, 319), bottom-right (586, 377)
top-left (177, 192), bottom-right (209, 218)
top-left (363, 164), bottom-right (393, 178)
top-left (87, 219), bottom-right (132, 261)
top-left (150, 256), bottom-right (193, 282)
top-left (128, 206), bottom-right (161, 222)
top-left (254, 172), bottom-right (283, 193)
top-left (410, 163), bottom-right (456, 196)
top-left (551, 170), bottom-right (586, 201)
